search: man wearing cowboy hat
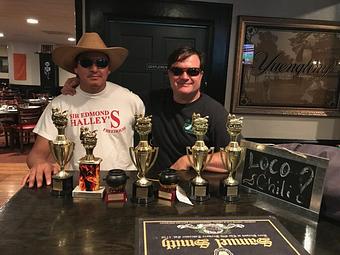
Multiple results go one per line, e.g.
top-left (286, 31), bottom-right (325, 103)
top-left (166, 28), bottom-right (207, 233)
top-left (24, 32), bottom-right (144, 188)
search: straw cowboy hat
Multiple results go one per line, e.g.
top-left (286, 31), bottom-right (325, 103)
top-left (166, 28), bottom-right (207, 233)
top-left (52, 32), bottom-right (128, 73)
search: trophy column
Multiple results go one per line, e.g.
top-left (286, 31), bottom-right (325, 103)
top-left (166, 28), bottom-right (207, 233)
top-left (77, 127), bottom-right (102, 191)
top-left (129, 114), bottom-right (158, 204)
top-left (49, 108), bottom-right (74, 196)
top-left (187, 113), bottom-right (214, 202)
top-left (220, 114), bottom-right (244, 202)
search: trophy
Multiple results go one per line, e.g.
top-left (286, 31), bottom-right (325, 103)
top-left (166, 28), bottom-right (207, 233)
top-left (129, 114), bottom-right (159, 204)
top-left (49, 108), bottom-right (74, 196)
top-left (186, 113), bottom-right (214, 202)
top-left (220, 114), bottom-right (244, 202)
top-left (73, 127), bottom-right (105, 199)
top-left (158, 168), bottom-right (179, 202)
top-left (104, 169), bottom-right (129, 203)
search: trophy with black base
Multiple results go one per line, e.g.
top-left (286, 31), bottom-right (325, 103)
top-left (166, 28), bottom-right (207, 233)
top-left (220, 114), bottom-right (243, 202)
top-left (49, 108), bottom-right (74, 196)
top-left (72, 127), bottom-right (105, 199)
top-left (187, 113), bottom-right (214, 202)
top-left (129, 114), bottom-right (159, 204)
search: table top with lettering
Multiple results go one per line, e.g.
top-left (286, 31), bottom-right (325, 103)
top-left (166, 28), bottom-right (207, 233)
top-left (0, 171), bottom-right (339, 255)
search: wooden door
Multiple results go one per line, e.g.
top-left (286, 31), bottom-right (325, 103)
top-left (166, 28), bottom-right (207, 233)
top-left (107, 20), bottom-right (209, 97)
top-left (76, 0), bottom-right (233, 105)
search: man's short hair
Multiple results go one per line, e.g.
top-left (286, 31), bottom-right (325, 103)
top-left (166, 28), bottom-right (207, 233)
top-left (167, 46), bottom-right (204, 69)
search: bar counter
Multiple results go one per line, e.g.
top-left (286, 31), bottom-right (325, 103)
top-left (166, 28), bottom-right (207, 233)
top-left (0, 170), bottom-right (339, 254)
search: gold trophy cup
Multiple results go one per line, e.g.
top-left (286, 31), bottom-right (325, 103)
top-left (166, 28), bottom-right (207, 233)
top-left (129, 114), bottom-right (159, 204)
top-left (220, 114), bottom-right (244, 201)
top-left (186, 113), bottom-right (214, 202)
top-left (49, 108), bottom-right (74, 196)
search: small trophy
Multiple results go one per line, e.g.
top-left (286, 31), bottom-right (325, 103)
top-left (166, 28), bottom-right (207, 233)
top-left (220, 114), bottom-right (244, 202)
top-left (104, 169), bottom-right (129, 203)
top-left (129, 114), bottom-right (159, 204)
top-left (186, 113), bottom-right (214, 202)
top-left (72, 127), bottom-right (105, 199)
top-left (49, 108), bottom-right (74, 196)
top-left (158, 168), bottom-right (179, 202)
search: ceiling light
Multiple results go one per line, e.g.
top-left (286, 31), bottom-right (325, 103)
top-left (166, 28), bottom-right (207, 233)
top-left (27, 18), bottom-right (39, 24)
top-left (68, 37), bottom-right (76, 42)
top-left (0, 33), bottom-right (4, 37)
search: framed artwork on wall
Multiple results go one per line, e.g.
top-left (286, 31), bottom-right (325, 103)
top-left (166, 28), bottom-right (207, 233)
top-left (0, 56), bottom-right (8, 73)
top-left (231, 16), bottom-right (340, 116)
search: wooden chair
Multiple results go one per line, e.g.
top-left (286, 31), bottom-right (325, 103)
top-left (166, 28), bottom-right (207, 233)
top-left (32, 92), bottom-right (49, 99)
top-left (0, 113), bottom-right (17, 147)
top-left (12, 106), bottom-right (42, 152)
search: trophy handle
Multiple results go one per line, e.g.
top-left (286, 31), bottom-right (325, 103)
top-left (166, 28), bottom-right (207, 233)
top-left (220, 148), bottom-right (230, 171)
top-left (66, 142), bottom-right (75, 166)
top-left (202, 147), bottom-right (215, 170)
top-left (147, 147), bottom-right (159, 170)
top-left (186, 147), bottom-right (194, 166)
top-left (234, 147), bottom-right (246, 171)
top-left (129, 147), bottom-right (138, 169)
top-left (227, 146), bottom-right (244, 179)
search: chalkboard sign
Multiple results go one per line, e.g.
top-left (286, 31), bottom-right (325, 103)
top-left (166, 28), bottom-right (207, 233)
top-left (237, 140), bottom-right (329, 218)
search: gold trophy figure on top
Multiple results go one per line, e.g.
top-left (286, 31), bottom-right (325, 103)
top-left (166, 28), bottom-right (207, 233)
top-left (186, 113), bottom-right (214, 202)
top-left (78, 127), bottom-right (102, 192)
top-left (220, 114), bottom-right (244, 201)
top-left (49, 108), bottom-right (74, 196)
top-left (129, 114), bottom-right (159, 204)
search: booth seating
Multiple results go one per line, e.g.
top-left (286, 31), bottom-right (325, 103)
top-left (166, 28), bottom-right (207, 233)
top-left (278, 143), bottom-right (340, 221)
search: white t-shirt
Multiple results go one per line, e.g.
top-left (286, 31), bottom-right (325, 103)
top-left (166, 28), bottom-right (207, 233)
top-left (34, 81), bottom-right (145, 171)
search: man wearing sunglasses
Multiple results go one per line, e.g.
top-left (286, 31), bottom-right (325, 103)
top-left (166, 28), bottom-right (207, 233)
top-left (24, 32), bottom-right (144, 188)
top-left (144, 46), bottom-right (230, 175)
top-left (62, 46), bottom-right (229, 176)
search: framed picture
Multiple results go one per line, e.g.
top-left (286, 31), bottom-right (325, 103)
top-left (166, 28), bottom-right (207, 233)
top-left (0, 57), bottom-right (9, 73)
top-left (231, 16), bottom-right (340, 116)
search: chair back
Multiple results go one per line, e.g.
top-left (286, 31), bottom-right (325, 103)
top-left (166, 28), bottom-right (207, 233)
top-left (0, 113), bottom-right (17, 125)
top-left (32, 92), bottom-right (49, 99)
top-left (17, 106), bottom-right (42, 127)
top-left (0, 90), bottom-right (21, 106)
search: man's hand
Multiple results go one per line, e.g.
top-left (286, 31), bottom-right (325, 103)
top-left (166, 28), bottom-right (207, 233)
top-left (170, 155), bottom-right (191, 171)
top-left (171, 153), bottom-right (227, 173)
top-left (21, 162), bottom-right (59, 188)
top-left (24, 135), bottom-right (59, 188)
top-left (61, 77), bottom-right (79, 95)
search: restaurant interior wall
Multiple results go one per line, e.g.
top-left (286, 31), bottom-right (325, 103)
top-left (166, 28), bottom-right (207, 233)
top-left (1, 42), bottom-right (72, 91)
top-left (7, 42), bottom-right (40, 86)
top-left (214, 0), bottom-right (340, 142)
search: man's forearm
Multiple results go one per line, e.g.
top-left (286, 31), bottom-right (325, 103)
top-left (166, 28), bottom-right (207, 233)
top-left (205, 152), bottom-right (227, 173)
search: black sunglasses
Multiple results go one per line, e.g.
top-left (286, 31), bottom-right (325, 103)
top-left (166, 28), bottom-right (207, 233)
top-left (78, 58), bottom-right (109, 68)
top-left (169, 67), bottom-right (202, 77)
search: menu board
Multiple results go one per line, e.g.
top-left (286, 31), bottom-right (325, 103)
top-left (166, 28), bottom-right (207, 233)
top-left (136, 216), bottom-right (308, 255)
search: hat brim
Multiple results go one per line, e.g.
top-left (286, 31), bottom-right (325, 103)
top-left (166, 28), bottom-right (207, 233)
top-left (52, 46), bottom-right (128, 73)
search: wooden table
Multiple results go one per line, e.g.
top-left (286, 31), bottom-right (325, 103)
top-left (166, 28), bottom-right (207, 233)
top-left (0, 170), bottom-right (339, 254)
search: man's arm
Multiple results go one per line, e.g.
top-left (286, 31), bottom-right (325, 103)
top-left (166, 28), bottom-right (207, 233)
top-left (170, 152), bottom-right (227, 173)
top-left (23, 135), bottom-right (59, 188)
